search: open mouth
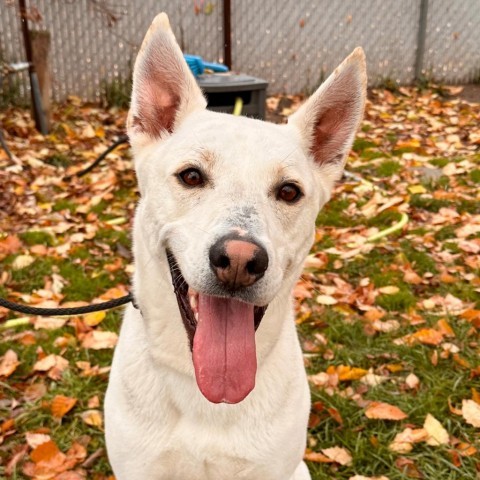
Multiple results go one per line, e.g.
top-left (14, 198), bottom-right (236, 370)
top-left (167, 250), bottom-right (267, 404)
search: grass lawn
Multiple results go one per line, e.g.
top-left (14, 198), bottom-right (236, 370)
top-left (1, 86), bottom-right (479, 479)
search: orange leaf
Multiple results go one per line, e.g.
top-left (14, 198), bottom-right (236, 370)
top-left (1, 418), bottom-right (15, 433)
top-left (30, 440), bottom-right (63, 464)
top-left (365, 401), bottom-right (408, 420)
top-left (336, 365), bottom-right (368, 381)
top-left (51, 395), bottom-right (77, 419)
top-left (0, 235), bottom-right (22, 259)
top-left (436, 319), bottom-right (455, 337)
top-left (410, 328), bottom-right (444, 346)
top-left (304, 451), bottom-right (333, 463)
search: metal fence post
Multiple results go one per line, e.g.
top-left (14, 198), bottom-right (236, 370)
top-left (415, 0), bottom-right (429, 81)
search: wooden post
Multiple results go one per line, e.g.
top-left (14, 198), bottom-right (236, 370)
top-left (30, 30), bottom-right (51, 131)
top-left (223, 0), bottom-right (232, 69)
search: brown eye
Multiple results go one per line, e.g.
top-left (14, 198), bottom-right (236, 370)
top-left (178, 168), bottom-right (204, 187)
top-left (277, 183), bottom-right (302, 203)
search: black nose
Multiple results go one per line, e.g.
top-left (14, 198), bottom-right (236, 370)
top-left (209, 235), bottom-right (269, 290)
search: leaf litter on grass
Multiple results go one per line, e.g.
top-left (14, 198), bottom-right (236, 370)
top-left (0, 86), bottom-right (479, 479)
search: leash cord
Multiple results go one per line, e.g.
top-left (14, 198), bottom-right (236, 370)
top-left (0, 293), bottom-right (134, 318)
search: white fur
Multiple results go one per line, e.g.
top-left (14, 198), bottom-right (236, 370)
top-left (105, 12), bottom-right (366, 480)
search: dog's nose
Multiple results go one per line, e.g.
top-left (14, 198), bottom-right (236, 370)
top-left (209, 236), bottom-right (269, 290)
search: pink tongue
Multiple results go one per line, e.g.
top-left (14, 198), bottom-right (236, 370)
top-left (192, 294), bottom-right (257, 404)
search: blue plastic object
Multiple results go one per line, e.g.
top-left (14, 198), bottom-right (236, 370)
top-left (183, 54), bottom-right (229, 77)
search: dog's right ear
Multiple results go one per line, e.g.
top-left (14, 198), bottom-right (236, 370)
top-left (127, 13), bottom-right (207, 148)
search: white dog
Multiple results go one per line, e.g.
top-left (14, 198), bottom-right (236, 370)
top-left (104, 13), bottom-right (366, 480)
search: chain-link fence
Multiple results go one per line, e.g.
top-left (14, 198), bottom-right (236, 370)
top-left (1, 0), bottom-right (479, 103)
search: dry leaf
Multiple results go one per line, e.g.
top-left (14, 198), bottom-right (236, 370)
top-left (405, 373), bottom-right (420, 389)
top-left (321, 446), bottom-right (353, 466)
top-left (80, 409), bottom-right (103, 428)
top-left (378, 286), bottom-right (400, 295)
top-left (365, 401), bottom-right (408, 420)
top-left (30, 439), bottom-right (65, 465)
top-left (51, 395), bottom-right (78, 419)
top-left (81, 330), bottom-right (118, 349)
top-left (0, 349), bottom-right (20, 377)
top-left (316, 294), bottom-right (337, 305)
top-left (11, 254), bottom-right (35, 270)
top-left (25, 432), bottom-right (51, 449)
top-left (304, 451), bottom-right (333, 463)
top-left (34, 354), bottom-right (68, 372)
top-left (83, 310), bottom-right (106, 326)
top-left (462, 399), bottom-right (480, 427)
top-left (335, 365), bottom-right (368, 381)
top-left (34, 316), bottom-right (68, 330)
top-left (424, 414), bottom-right (449, 445)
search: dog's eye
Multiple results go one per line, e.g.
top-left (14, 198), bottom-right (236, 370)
top-left (277, 183), bottom-right (302, 203)
top-left (178, 168), bottom-right (204, 187)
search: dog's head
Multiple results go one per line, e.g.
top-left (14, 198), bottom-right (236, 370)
top-left (128, 13), bottom-right (366, 404)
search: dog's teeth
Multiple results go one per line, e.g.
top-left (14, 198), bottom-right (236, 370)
top-left (189, 294), bottom-right (197, 311)
top-left (194, 312), bottom-right (199, 322)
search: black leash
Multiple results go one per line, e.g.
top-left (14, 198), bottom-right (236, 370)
top-left (70, 134), bottom-right (129, 178)
top-left (0, 135), bottom-right (134, 321)
top-left (0, 293), bottom-right (136, 318)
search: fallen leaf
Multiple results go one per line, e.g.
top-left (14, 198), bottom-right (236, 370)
top-left (365, 401), bottom-right (408, 420)
top-left (462, 399), bottom-right (480, 427)
top-left (316, 294), bottom-right (338, 305)
top-left (83, 310), bottom-right (106, 326)
top-left (0, 349), bottom-right (20, 377)
top-left (25, 432), bottom-right (51, 449)
top-left (405, 373), bottom-right (420, 389)
top-left (81, 330), bottom-right (118, 349)
top-left (33, 354), bottom-right (69, 380)
top-left (34, 316), bottom-right (68, 330)
top-left (304, 451), bottom-right (333, 463)
top-left (11, 254), bottom-right (35, 270)
top-left (0, 235), bottom-right (22, 258)
top-left (408, 184), bottom-right (427, 194)
top-left (80, 409), bottom-right (103, 428)
top-left (30, 439), bottom-right (65, 465)
top-left (51, 395), bottom-right (78, 419)
top-left (378, 286), bottom-right (400, 295)
top-left (424, 414), bottom-right (449, 445)
top-left (321, 446), bottom-right (352, 465)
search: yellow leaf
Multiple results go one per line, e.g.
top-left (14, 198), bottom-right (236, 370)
top-left (81, 409), bottom-right (103, 428)
top-left (84, 311), bottom-right (106, 326)
top-left (408, 185), bottom-right (427, 194)
top-left (424, 414), bottom-right (449, 445)
top-left (365, 401), bottom-right (408, 420)
top-left (336, 365), bottom-right (368, 381)
top-left (378, 286), bottom-right (400, 295)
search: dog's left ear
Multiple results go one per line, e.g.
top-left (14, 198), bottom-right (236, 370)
top-left (127, 13), bottom-right (207, 148)
top-left (289, 47), bottom-right (367, 183)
